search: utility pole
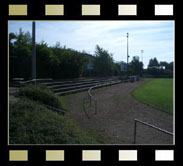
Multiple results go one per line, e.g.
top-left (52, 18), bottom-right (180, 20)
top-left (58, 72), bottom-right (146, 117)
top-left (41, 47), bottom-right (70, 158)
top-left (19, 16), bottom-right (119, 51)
top-left (127, 33), bottom-right (130, 77)
top-left (32, 21), bottom-right (36, 83)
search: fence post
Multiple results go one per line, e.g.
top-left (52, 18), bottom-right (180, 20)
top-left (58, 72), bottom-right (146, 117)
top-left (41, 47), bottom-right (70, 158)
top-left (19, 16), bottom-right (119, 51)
top-left (134, 120), bottom-right (137, 144)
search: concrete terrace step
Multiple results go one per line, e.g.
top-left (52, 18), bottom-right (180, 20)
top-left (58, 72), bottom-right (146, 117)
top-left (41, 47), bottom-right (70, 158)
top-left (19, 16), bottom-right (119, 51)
top-left (41, 77), bottom-right (118, 86)
top-left (55, 86), bottom-right (90, 96)
top-left (49, 78), bottom-right (117, 90)
top-left (48, 80), bottom-right (102, 89)
top-left (53, 80), bottom-right (117, 93)
top-left (55, 80), bottom-right (123, 96)
top-left (41, 78), bottom-right (95, 86)
top-left (40, 77), bottom-right (122, 96)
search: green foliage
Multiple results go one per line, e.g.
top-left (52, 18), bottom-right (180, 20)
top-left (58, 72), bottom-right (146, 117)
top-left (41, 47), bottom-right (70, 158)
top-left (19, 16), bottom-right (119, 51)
top-left (148, 57), bottom-right (159, 67)
top-left (93, 45), bottom-right (120, 76)
top-left (51, 46), bottom-right (89, 78)
top-left (166, 62), bottom-right (173, 71)
top-left (9, 28), bottom-right (173, 79)
top-left (18, 84), bottom-right (65, 110)
top-left (9, 99), bottom-right (103, 144)
top-left (128, 56), bottom-right (143, 76)
top-left (36, 42), bottom-right (56, 78)
top-left (9, 29), bottom-right (32, 79)
top-left (146, 58), bottom-right (173, 78)
top-left (9, 29), bottom-right (90, 79)
top-left (132, 79), bottom-right (173, 114)
top-left (147, 68), bottom-right (172, 78)
top-left (9, 29), bottom-right (121, 79)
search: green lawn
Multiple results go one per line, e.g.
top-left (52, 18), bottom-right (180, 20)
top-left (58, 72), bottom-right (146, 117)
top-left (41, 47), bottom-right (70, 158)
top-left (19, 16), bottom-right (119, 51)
top-left (132, 79), bottom-right (173, 114)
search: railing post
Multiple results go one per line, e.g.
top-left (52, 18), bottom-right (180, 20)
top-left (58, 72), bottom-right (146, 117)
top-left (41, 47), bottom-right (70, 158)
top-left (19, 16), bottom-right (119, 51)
top-left (133, 119), bottom-right (173, 144)
top-left (83, 97), bottom-right (90, 119)
top-left (134, 120), bottom-right (137, 144)
top-left (90, 96), bottom-right (91, 106)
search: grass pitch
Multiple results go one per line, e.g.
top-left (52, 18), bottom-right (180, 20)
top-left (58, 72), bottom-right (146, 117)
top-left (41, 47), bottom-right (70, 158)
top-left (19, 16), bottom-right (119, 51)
top-left (132, 78), bottom-right (173, 114)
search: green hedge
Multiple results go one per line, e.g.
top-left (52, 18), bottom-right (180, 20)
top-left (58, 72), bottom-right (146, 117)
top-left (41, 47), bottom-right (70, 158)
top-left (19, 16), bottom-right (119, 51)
top-left (9, 98), bottom-right (103, 144)
top-left (18, 84), bottom-right (64, 110)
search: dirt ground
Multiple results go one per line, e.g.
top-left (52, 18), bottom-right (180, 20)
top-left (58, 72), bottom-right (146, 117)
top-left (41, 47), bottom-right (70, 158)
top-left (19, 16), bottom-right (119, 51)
top-left (63, 79), bottom-right (173, 145)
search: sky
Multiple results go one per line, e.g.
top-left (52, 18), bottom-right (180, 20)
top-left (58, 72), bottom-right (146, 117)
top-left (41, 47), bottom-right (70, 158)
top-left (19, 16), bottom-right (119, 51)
top-left (9, 21), bottom-right (174, 68)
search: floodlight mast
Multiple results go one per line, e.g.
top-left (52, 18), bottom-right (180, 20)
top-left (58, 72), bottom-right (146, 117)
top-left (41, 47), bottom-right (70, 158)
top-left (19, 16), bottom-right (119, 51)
top-left (141, 50), bottom-right (144, 68)
top-left (141, 50), bottom-right (144, 77)
top-left (127, 33), bottom-right (129, 77)
top-left (32, 21), bottom-right (36, 83)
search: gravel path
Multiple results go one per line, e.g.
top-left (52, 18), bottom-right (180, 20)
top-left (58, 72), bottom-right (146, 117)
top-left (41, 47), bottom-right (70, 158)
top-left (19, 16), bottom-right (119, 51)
top-left (63, 79), bottom-right (174, 145)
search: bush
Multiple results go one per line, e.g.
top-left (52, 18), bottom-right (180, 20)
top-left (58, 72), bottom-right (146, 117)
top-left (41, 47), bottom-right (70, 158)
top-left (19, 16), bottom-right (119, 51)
top-left (18, 84), bottom-right (64, 110)
top-left (9, 99), bottom-right (103, 144)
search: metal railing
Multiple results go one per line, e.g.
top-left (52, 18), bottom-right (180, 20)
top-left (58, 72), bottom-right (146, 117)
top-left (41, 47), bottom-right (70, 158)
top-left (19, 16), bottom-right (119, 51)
top-left (41, 103), bottom-right (66, 115)
top-left (88, 85), bottom-right (98, 115)
top-left (86, 78), bottom-right (133, 116)
top-left (87, 80), bottom-right (124, 116)
top-left (82, 97), bottom-right (90, 119)
top-left (134, 119), bottom-right (173, 144)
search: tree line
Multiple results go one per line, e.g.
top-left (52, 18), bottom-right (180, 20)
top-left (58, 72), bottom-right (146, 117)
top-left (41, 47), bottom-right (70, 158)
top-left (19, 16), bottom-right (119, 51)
top-left (144, 57), bottom-right (173, 78)
top-left (9, 29), bottom-right (121, 80)
top-left (9, 29), bottom-right (173, 80)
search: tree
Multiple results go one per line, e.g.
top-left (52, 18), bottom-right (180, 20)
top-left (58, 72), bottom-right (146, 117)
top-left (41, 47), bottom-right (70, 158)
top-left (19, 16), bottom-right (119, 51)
top-left (146, 58), bottom-right (173, 78)
top-left (50, 43), bottom-right (90, 78)
top-left (93, 45), bottom-right (115, 76)
top-left (9, 29), bottom-right (32, 79)
top-left (129, 56), bottom-right (143, 76)
top-left (36, 41), bottom-right (56, 78)
top-left (160, 61), bottom-right (168, 68)
top-left (166, 62), bottom-right (174, 71)
top-left (10, 29), bottom-right (121, 80)
top-left (9, 29), bottom-right (90, 79)
top-left (148, 57), bottom-right (159, 68)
